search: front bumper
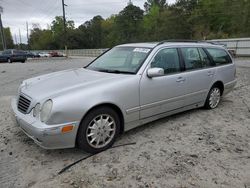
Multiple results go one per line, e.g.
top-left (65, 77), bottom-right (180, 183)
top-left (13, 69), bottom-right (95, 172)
top-left (11, 98), bottom-right (79, 149)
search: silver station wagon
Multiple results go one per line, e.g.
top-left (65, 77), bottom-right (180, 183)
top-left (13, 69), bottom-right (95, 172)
top-left (11, 41), bottom-right (237, 153)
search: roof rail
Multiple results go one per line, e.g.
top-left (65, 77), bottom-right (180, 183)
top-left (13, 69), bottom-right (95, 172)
top-left (156, 39), bottom-right (225, 46)
top-left (157, 39), bottom-right (200, 46)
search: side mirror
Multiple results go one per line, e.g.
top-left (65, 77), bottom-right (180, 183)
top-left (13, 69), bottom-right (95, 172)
top-left (147, 68), bottom-right (164, 78)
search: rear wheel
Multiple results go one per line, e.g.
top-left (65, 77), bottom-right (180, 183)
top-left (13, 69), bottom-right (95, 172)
top-left (77, 106), bottom-right (120, 154)
top-left (204, 87), bottom-right (221, 109)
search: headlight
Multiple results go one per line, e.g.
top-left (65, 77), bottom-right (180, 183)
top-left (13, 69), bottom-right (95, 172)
top-left (40, 100), bottom-right (53, 123)
top-left (33, 103), bottom-right (40, 118)
top-left (18, 81), bottom-right (24, 94)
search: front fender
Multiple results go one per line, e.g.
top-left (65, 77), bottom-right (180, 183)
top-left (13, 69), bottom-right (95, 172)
top-left (46, 75), bottom-right (141, 126)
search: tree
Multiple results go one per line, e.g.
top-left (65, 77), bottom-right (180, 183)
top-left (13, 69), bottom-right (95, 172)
top-left (144, 0), bottom-right (166, 12)
top-left (143, 4), bottom-right (160, 40)
top-left (51, 16), bottom-right (75, 49)
top-left (78, 16), bottom-right (104, 48)
top-left (27, 0), bottom-right (250, 50)
top-left (0, 27), bottom-right (14, 49)
top-left (101, 15), bottom-right (116, 47)
top-left (29, 27), bottom-right (55, 50)
top-left (114, 4), bottom-right (144, 43)
top-left (3, 27), bottom-right (14, 49)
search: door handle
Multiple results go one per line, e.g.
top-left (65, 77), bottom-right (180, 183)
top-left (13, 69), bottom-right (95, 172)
top-left (207, 71), bottom-right (214, 76)
top-left (176, 77), bottom-right (186, 82)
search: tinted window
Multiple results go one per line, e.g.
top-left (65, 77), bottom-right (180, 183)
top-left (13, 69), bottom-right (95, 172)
top-left (181, 48), bottom-right (203, 70)
top-left (2, 50), bottom-right (11, 55)
top-left (198, 48), bottom-right (212, 67)
top-left (206, 48), bottom-right (232, 65)
top-left (151, 48), bottom-right (180, 74)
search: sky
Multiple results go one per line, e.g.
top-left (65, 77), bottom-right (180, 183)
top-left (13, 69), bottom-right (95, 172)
top-left (0, 0), bottom-right (175, 44)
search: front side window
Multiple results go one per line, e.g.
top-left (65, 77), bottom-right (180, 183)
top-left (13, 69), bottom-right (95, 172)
top-left (151, 48), bottom-right (180, 74)
top-left (87, 47), bottom-right (151, 74)
top-left (206, 48), bottom-right (232, 66)
top-left (181, 47), bottom-right (204, 70)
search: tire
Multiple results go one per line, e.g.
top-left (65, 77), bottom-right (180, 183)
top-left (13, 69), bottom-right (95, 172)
top-left (204, 86), bottom-right (221, 109)
top-left (7, 58), bottom-right (12, 63)
top-left (77, 106), bottom-right (120, 154)
top-left (21, 60), bottom-right (26, 63)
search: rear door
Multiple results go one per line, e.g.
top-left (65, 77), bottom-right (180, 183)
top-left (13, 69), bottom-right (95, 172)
top-left (179, 47), bottom-right (216, 106)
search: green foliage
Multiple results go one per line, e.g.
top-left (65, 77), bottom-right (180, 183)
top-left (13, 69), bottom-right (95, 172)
top-left (144, 0), bottom-right (167, 12)
top-left (29, 28), bottom-right (55, 50)
top-left (28, 0), bottom-right (250, 50)
top-left (143, 5), bottom-right (160, 40)
top-left (0, 27), bottom-right (14, 50)
top-left (114, 4), bottom-right (144, 43)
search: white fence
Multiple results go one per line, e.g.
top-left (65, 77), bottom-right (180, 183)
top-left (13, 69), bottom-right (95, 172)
top-left (210, 38), bottom-right (250, 57)
top-left (14, 38), bottom-right (250, 57)
top-left (34, 49), bottom-right (108, 57)
top-left (42, 38), bottom-right (250, 57)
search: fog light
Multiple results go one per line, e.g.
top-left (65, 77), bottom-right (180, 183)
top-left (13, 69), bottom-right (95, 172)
top-left (61, 125), bottom-right (74, 133)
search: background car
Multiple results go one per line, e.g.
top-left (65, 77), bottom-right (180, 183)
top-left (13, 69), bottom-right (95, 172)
top-left (38, 52), bottom-right (51, 57)
top-left (25, 51), bottom-right (41, 58)
top-left (1, 49), bottom-right (27, 63)
top-left (49, 51), bottom-right (64, 57)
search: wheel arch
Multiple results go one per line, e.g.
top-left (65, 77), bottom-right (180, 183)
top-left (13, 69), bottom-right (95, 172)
top-left (75, 103), bottom-right (125, 148)
top-left (78, 103), bottom-right (125, 135)
top-left (211, 81), bottom-right (224, 95)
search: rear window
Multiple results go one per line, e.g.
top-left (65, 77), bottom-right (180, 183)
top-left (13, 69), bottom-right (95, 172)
top-left (2, 50), bottom-right (11, 55)
top-left (206, 48), bottom-right (232, 66)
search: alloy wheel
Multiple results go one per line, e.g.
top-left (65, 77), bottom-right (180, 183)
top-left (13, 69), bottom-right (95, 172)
top-left (209, 88), bottom-right (221, 109)
top-left (86, 114), bottom-right (116, 149)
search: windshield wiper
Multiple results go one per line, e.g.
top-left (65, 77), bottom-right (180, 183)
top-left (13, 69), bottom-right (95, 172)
top-left (97, 69), bottom-right (135, 74)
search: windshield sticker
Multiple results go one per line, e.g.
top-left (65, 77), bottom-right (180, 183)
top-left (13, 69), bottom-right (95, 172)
top-left (133, 48), bottom-right (151, 53)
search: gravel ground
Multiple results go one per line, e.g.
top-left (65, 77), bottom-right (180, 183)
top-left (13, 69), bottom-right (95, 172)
top-left (0, 57), bottom-right (249, 188)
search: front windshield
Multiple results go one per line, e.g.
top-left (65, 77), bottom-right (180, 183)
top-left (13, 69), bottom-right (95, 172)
top-left (86, 47), bottom-right (151, 74)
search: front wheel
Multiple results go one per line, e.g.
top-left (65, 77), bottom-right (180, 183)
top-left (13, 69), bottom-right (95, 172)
top-left (204, 87), bottom-right (221, 109)
top-left (7, 58), bottom-right (12, 63)
top-left (77, 107), bottom-right (120, 154)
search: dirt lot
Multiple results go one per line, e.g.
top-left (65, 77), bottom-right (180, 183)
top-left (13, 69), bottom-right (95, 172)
top-left (0, 58), bottom-right (249, 188)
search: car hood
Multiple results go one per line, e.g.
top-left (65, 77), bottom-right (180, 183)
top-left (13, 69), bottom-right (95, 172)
top-left (20, 68), bottom-right (127, 101)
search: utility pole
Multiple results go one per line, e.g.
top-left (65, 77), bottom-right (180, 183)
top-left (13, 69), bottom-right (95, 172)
top-left (61, 0), bottom-right (68, 57)
top-left (19, 28), bottom-right (22, 49)
top-left (0, 8), bottom-right (6, 50)
top-left (26, 21), bottom-right (29, 50)
top-left (14, 34), bottom-right (18, 46)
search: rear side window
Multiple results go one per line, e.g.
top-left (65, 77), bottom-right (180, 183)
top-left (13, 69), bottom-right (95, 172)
top-left (206, 48), bottom-right (232, 66)
top-left (181, 48), bottom-right (204, 70)
top-left (198, 48), bottom-right (212, 67)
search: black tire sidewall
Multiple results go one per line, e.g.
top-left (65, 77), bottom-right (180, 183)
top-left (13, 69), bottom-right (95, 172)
top-left (77, 107), bottom-right (120, 154)
top-left (205, 87), bottom-right (221, 109)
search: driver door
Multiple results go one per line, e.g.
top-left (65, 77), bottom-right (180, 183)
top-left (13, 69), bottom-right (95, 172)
top-left (139, 48), bottom-right (186, 119)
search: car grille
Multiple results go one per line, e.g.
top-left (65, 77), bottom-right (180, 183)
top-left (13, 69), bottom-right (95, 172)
top-left (18, 95), bottom-right (31, 114)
